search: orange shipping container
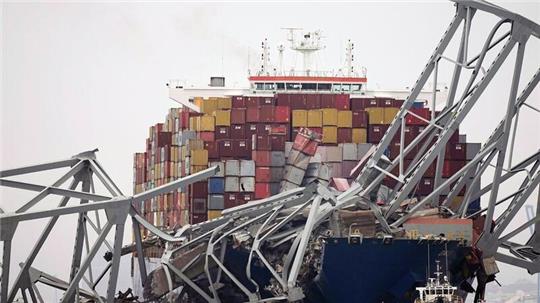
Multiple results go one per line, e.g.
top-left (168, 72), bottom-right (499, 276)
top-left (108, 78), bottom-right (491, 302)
top-left (208, 210), bottom-right (222, 220)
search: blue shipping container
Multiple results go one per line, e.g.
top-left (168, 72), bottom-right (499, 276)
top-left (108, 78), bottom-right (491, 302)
top-left (208, 177), bottom-right (225, 194)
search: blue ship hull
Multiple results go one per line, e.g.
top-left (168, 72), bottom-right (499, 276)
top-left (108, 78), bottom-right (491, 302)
top-left (309, 238), bottom-right (470, 303)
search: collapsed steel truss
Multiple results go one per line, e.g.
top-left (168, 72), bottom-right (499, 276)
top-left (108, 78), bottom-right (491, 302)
top-left (1, 0), bottom-right (539, 302)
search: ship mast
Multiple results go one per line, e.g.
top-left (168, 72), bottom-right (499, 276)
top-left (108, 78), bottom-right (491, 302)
top-left (283, 28), bottom-right (325, 76)
top-left (345, 39), bottom-right (355, 77)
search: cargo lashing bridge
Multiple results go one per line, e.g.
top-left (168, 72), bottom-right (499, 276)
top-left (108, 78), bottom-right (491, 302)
top-left (1, 0), bottom-right (540, 302)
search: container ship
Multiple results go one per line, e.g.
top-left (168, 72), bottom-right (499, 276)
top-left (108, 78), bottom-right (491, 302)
top-left (131, 30), bottom-right (482, 302)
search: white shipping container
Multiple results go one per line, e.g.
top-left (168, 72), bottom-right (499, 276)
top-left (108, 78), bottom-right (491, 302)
top-left (357, 143), bottom-right (374, 160)
top-left (285, 141), bottom-right (294, 157)
top-left (240, 160), bottom-right (255, 176)
top-left (286, 149), bottom-right (311, 170)
top-left (340, 143), bottom-right (358, 161)
top-left (239, 177), bottom-right (255, 192)
top-left (283, 165), bottom-right (306, 185)
top-left (209, 161), bottom-right (225, 177)
top-left (270, 151), bottom-right (286, 167)
top-left (325, 146), bottom-right (343, 162)
top-left (224, 176), bottom-right (240, 192)
top-left (225, 160), bottom-right (240, 176)
top-left (280, 180), bottom-right (299, 192)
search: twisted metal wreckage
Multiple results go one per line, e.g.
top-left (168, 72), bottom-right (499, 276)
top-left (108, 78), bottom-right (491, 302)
top-left (1, 0), bottom-right (540, 302)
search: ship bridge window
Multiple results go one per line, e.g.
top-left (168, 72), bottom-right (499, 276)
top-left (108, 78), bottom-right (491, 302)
top-left (341, 84), bottom-right (351, 92)
top-left (264, 83), bottom-right (275, 90)
top-left (318, 83), bottom-right (331, 91)
top-left (286, 83), bottom-right (301, 90)
top-left (352, 84), bottom-right (361, 91)
top-left (301, 83), bottom-right (316, 90)
top-left (276, 83), bottom-right (285, 89)
top-left (332, 84), bottom-right (341, 91)
top-left (256, 83), bottom-right (265, 90)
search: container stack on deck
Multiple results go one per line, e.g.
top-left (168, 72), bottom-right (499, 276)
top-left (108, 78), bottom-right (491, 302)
top-left (133, 93), bottom-right (481, 252)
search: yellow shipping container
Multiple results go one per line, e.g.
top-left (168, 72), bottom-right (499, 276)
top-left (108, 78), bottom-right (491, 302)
top-left (189, 116), bottom-right (200, 131)
top-left (322, 126), bottom-right (338, 144)
top-left (337, 110), bottom-right (353, 128)
top-left (214, 110), bottom-right (231, 126)
top-left (352, 128), bottom-right (367, 143)
top-left (191, 165), bottom-right (208, 174)
top-left (292, 110), bottom-right (308, 127)
top-left (218, 97), bottom-right (232, 109)
top-left (187, 139), bottom-right (205, 151)
top-left (191, 149), bottom-right (208, 166)
top-left (208, 210), bottom-right (222, 220)
top-left (383, 107), bottom-right (400, 124)
top-left (322, 108), bottom-right (338, 126)
top-left (366, 107), bottom-right (385, 125)
top-left (307, 110), bottom-right (322, 127)
top-left (200, 115), bottom-right (215, 131)
top-left (448, 196), bottom-right (465, 212)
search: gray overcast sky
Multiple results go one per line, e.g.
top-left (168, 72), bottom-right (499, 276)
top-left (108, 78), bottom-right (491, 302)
top-left (1, 0), bottom-right (539, 301)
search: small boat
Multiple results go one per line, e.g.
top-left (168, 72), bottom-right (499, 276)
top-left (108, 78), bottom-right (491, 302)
top-left (415, 260), bottom-right (463, 303)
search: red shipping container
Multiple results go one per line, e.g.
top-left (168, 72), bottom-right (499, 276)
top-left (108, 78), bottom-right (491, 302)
top-left (259, 105), bottom-right (275, 122)
top-left (378, 98), bottom-right (394, 108)
top-left (224, 193), bottom-right (239, 208)
top-left (230, 124), bottom-right (246, 139)
top-left (240, 193), bottom-right (254, 203)
top-left (337, 128), bottom-right (352, 143)
top-left (335, 94), bottom-right (350, 110)
top-left (231, 108), bottom-right (246, 124)
top-left (214, 126), bottom-right (230, 140)
top-left (350, 98), bottom-right (373, 111)
top-left (190, 182), bottom-right (208, 198)
top-left (255, 167), bottom-right (271, 182)
top-left (233, 139), bottom-right (251, 159)
top-left (246, 124), bottom-right (259, 139)
top-left (256, 135), bottom-right (272, 150)
top-left (275, 94), bottom-right (291, 107)
top-left (204, 141), bottom-right (219, 159)
top-left (293, 134), bottom-right (318, 156)
top-left (190, 213), bottom-right (207, 224)
top-left (255, 183), bottom-right (271, 199)
top-left (232, 96), bottom-right (246, 108)
top-left (446, 143), bottom-right (467, 160)
top-left (393, 99), bottom-right (404, 108)
top-left (257, 124), bottom-right (273, 135)
top-left (269, 124), bottom-right (289, 136)
top-left (290, 94), bottom-right (307, 109)
top-left (252, 151), bottom-right (271, 166)
top-left (218, 140), bottom-right (234, 157)
top-left (406, 108), bottom-right (431, 125)
top-left (443, 160), bottom-right (466, 177)
top-left (352, 110), bottom-right (368, 128)
top-left (368, 125), bottom-right (389, 144)
top-left (156, 132), bottom-right (172, 147)
top-left (246, 107), bottom-right (261, 123)
top-left (275, 106), bottom-right (291, 123)
top-left (270, 135), bottom-right (286, 151)
top-left (305, 94), bottom-right (321, 109)
top-left (417, 178), bottom-right (434, 195)
top-left (320, 94), bottom-right (336, 108)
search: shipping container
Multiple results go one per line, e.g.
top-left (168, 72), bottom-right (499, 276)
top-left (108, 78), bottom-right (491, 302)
top-left (231, 96), bottom-right (245, 108)
top-left (383, 107), bottom-right (400, 124)
top-left (337, 128), bottom-right (352, 143)
top-left (255, 183), bottom-right (271, 199)
top-left (368, 125), bottom-right (389, 144)
top-left (259, 105), bottom-right (275, 122)
top-left (200, 116), bottom-right (215, 131)
top-left (352, 128), bottom-right (368, 143)
top-left (207, 210), bottom-right (222, 220)
top-left (240, 177), bottom-right (255, 192)
top-left (350, 97), bottom-right (374, 111)
top-left (208, 195), bottom-right (225, 210)
top-left (246, 107), bottom-right (260, 123)
top-left (292, 110), bottom-right (308, 127)
top-left (240, 160), bottom-right (256, 176)
top-left (337, 111), bottom-right (353, 128)
top-left (270, 151), bottom-right (286, 167)
top-left (406, 108), bottom-right (430, 125)
top-left (341, 143), bottom-right (358, 161)
top-left (230, 124), bottom-right (245, 139)
top-left (225, 176), bottom-right (240, 192)
top-left (366, 107), bottom-right (385, 125)
top-left (252, 150), bottom-right (271, 166)
top-left (305, 94), bottom-right (321, 109)
top-left (255, 167), bottom-right (271, 182)
top-left (335, 94), bottom-right (350, 110)
top-left (322, 108), bottom-right (338, 126)
top-left (230, 108), bottom-right (246, 124)
top-left (191, 149), bottom-right (208, 166)
top-left (209, 161), bottom-right (225, 177)
top-left (287, 149), bottom-right (311, 170)
top-left (307, 110), bottom-right (323, 127)
top-left (233, 139), bottom-right (251, 159)
top-left (280, 180), bottom-right (299, 191)
top-left (275, 106), bottom-right (291, 123)
top-left (320, 94), bottom-right (336, 108)
top-left (322, 126), bottom-right (338, 144)
top-left (352, 110), bottom-right (368, 128)
top-left (208, 177), bottom-right (225, 194)
top-left (214, 126), bottom-right (230, 140)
